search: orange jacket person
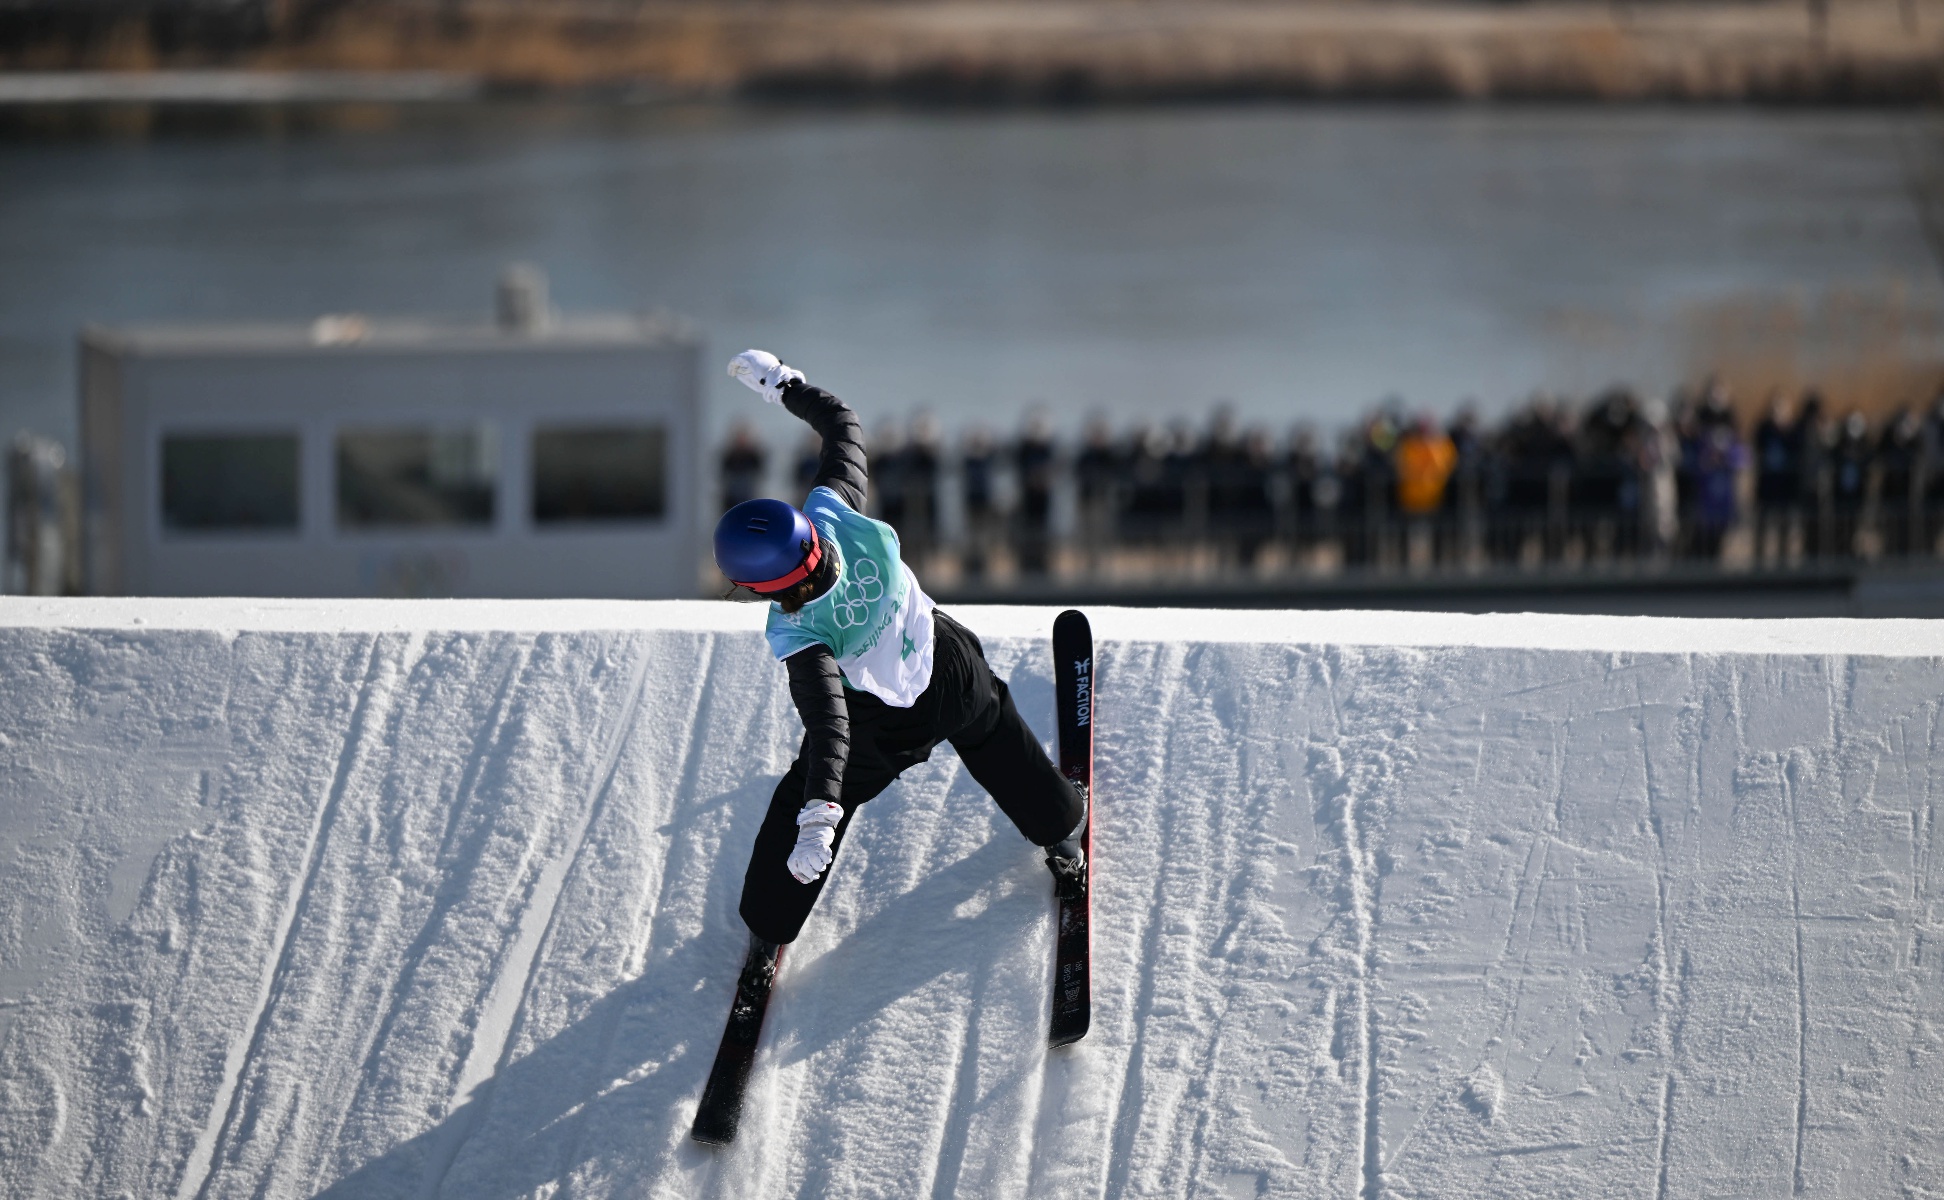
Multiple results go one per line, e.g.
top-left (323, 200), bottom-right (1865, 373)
top-left (1394, 416), bottom-right (1458, 516)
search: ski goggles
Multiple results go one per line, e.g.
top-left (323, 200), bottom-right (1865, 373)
top-left (737, 524), bottom-right (823, 593)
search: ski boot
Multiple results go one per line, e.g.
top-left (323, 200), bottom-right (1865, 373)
top-left (729, 936), bottom-right (781, 1034)
top-left (1044, 784), bottom-right (1089, 901)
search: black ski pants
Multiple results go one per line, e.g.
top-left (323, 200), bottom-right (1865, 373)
top-left (739, 611), bottom-right (1083, 945)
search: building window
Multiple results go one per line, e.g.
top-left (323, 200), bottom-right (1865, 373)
top-left (337, 426), bottom-right (496, 529)
top-left (161, 433), bottom-right (300, 532)
top-left (532, 424), bottom-right (666, 524)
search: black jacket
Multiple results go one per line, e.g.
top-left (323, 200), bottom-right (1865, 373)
top-left (778, 381), bottom-right (871, 811)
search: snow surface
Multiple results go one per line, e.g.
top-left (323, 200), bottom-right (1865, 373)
top-left (2, 598), bottom-right (1942, 1199)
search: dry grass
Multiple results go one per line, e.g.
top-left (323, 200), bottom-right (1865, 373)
top-left (9, 1), bottom-right (1944, 102)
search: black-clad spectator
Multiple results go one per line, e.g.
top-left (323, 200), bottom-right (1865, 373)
top-left (960, 426), bottom-right (998, 579)
top-left (1495, 397), bottom-right (1565, 563)
top-left (1335, 430), bottom-right (1370, 568)
top-left (1163, 419), bottom-right (1198, 542)
top-left (1014, 410), bottom-right (1057, 575)
top-left (1074, 413), bottom-right (1119, 563)
top-left (1577, 388), bottom-right (1639, 558)
top-left (1446, 405), bottom-right (1487, 564)
top-left (1120, 423), bottom-right (1167, 545)
top-left (1239, 427), bottom-right (1277, 566)
top-left (792, 430), bottom-right (822, 501)
top-left (1199, 406), bottom-right (1243, 562)
top-left (1358, 411), bottom-right (1401, 566)
top-left (719, 420), bottom-right (767, 513)
top-left (901, 412), bottom-right (943, 557)
top-left (872, 419), bottom-right (907, 531)
top-left (1830, 411), bottom-right (1872, 556)
top-left (1199, 404), bottom-right (1241, 522)
top-left (1286, 424), bottom-right (1325, 553)
top-left (1576, 389), bottom-right (1634, 510)
top-left (1797, 392), bottom-right (1834, 557)
top-left (962, 426), bottom-right (996, 524)
top-left (1878, 407), bottom-right (1923, 557)
top-left (1670, 388), bottom-right (1698, 533)
top-left (1752, 391), bottom-right (1802, 564)
top-left (1206, 415), bottom-right (1274, 568)
top-left (1924, 386), bottom-right (1944, 552)
top-left (1448, 404), bottom-right (1486, 473)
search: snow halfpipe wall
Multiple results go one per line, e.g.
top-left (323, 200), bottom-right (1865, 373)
top-left (1, 599), bottom-right (1942, 1199)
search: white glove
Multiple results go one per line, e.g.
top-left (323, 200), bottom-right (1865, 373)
top-left (787, 800), bottom-right (844, 884)
top-left (728, 349), bottom-right (805, 406)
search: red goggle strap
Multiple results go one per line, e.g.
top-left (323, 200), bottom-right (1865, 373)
top-left (737, 523), bottom-right (822, 592)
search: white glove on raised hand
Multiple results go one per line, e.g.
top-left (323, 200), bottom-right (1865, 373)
top-left (728, 349), bottom-right (805, 406)
top-left (787, 800), bottom-right (844, 884)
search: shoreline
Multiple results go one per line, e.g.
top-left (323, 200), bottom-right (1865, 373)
top-left (2, 1), bottom-right (1942, 106)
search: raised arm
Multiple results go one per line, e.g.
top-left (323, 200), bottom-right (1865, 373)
top-left (727, 349), bottom-right (868, 512)
top-left (780, 381), bottom-right (868, 512)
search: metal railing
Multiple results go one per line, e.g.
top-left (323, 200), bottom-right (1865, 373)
top-left (734, 461), bottom-right (1944, 594)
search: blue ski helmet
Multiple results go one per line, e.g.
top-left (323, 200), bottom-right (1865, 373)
top-left (714, 498), bottom-right (823, 592)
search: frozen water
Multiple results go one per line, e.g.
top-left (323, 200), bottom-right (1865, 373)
top-left (2, 599), bottom-right (1942, 1199)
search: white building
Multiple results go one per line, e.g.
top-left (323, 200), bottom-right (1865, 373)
top-left (79, 275), bottom-right (704, 599)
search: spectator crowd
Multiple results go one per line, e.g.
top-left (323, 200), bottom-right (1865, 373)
top-left (719, 379), bottom-right (1944, 586)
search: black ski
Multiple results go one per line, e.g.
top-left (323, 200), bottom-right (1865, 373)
top-left (1050, 609), bottom-right (1094, 1048)
top-left (691, 939), bottom-right (783, 1146)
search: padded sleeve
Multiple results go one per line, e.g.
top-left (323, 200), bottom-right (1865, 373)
top-left (781, 381), bottom-right (869, 512)
top-left (784, 643), bottom-right (850, 810)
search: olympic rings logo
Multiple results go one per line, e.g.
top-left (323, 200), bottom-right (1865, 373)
top-left (832, 557), bottom-right (885, 628)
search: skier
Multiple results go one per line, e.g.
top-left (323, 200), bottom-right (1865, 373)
top-left (714, 351), bottom-right (1089, 981)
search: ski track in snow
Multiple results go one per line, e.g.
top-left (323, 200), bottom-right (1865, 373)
top-left (3, 606), bottom-right (1944, 1198)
